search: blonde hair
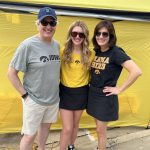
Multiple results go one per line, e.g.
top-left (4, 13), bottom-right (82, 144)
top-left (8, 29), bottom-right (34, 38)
top-left (62, 20), bottom-right (91, 70)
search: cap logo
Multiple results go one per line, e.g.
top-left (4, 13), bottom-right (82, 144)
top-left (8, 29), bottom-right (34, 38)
top-left (38, 7), bottom-right (57, 21)
top-left (46, 8), bottom-right (50, 12)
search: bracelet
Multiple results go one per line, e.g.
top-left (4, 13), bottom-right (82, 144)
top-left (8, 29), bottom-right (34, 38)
top-left (21, 92), bottom-right (28, 99)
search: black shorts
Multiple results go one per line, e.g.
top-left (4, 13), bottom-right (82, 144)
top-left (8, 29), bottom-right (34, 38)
top-left (86, 85), bottom-right (118, 122)
top-left (59, 83), bottom-right (89, 110)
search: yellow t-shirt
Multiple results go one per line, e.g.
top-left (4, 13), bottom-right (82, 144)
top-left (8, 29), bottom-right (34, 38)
top-left (60, 48), bottom-right (95, 87)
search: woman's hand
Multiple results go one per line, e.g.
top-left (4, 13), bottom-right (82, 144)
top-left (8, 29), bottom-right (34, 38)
top-left (103, 86), bottom-right (121, 96)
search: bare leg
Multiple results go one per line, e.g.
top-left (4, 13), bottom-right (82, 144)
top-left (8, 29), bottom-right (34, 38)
top-left (37, 123), bottom-right (51, 150)
top-left (20, 134), bottom-right (36, 150)
top-left (70, 110), bottom-right (83, 145)
top-left (60, 109), bottom-right (74, 150)
top-left (95, 119), bottom-right (108, 150)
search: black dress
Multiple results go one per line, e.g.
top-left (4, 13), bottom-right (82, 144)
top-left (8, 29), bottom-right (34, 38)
top-left (86, 46), bottom-right (131, 121)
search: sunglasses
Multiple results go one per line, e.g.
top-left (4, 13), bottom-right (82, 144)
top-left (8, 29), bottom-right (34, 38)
top-left (40, 20), bottom-right (57, 27)
top-left (96, 32), bottom-right (109, 38)
top-left (71, 32), bottom-right (85, 38)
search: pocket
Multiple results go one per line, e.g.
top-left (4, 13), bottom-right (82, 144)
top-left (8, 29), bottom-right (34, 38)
top-left (23, 96), bottom-right (29, 104)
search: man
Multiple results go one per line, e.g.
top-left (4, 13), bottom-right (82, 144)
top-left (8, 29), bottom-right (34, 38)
top-left (7, 7), bottom-right (60, 150)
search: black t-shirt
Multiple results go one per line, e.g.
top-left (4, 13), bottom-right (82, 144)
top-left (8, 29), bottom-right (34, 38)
top-left (90, 46), bottom-right (131, 88)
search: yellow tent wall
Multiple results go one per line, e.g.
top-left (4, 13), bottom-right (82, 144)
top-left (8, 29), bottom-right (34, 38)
top-left (0, 11), bottom-right (150, 133)
top-left (2, 0), bottom-right (150, 12)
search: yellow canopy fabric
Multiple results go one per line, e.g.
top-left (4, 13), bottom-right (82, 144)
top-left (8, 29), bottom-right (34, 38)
top-left (0, 11), bottom-right (150, 133)
top-left (2, 0), bottom-right (150, 12)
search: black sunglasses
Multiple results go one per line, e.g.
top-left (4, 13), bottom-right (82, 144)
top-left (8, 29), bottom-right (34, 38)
top-left (96, 32), bottom-right (109, 38)
top-left (71, 32), bottom-right (85, 38)
top-left (40, 20), bottom-right (57, 27)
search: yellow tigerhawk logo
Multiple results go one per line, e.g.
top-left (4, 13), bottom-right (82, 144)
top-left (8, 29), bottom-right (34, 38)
top-left (75, 60), bottom-right (80, 64)
top-left (92, 56), bottom-right (110, 74)
top-left (95, 70), bottom-right (100, 74)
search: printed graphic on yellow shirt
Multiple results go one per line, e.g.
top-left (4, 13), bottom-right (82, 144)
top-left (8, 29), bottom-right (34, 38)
top-left (75, 60), bottom-right (80, 64)
top-left (91, 56), bottom-right (109, 74)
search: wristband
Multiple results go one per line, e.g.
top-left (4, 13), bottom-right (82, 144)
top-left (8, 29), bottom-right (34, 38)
top-left (21, 92), bottom-right (28, 99)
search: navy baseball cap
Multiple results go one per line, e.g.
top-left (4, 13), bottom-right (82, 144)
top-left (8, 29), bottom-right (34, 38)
top-left (38, 7), bottom-right (57, 22)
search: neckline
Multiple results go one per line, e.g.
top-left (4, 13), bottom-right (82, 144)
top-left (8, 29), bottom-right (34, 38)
top-left (100, 47), bottom-right (112, 53)
top-left (73, 50), bottom-right (81, 54)
top-left (35, 34), bottom-right (53, 46)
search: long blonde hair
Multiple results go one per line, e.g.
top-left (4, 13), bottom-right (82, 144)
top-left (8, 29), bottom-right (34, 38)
top-left (62, 20), bottom-right (91, 70)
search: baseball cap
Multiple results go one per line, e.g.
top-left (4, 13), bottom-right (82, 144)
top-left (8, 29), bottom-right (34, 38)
top-left (38, 7), bottom-right (57, 22)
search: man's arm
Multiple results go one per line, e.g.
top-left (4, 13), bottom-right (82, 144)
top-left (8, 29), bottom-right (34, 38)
top-left (7, 67), bottom-right (26, 96)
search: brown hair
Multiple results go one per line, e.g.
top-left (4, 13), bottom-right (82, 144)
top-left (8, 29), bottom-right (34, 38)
top-left (92, 20), bottom-right (117, 50)
top-left (62, 20), bottom-right (91, 70)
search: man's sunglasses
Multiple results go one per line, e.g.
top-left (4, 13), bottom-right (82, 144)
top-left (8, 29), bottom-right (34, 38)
top-left (40, 20), bottom-right (57, 27)
top-left (71, 32), bottom-right (85, 38)
top-left (96, 32), bottom-right (109, 38)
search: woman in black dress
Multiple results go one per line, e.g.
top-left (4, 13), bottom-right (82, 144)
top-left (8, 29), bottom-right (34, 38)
top-left (87, 20), bottom-right (142, 150)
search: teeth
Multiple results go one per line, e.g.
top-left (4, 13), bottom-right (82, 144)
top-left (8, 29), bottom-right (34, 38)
top-left (46, 31), bottom-right (52, 33)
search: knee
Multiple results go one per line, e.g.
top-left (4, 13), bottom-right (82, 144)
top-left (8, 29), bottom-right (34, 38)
top-left (96, 126), bottom-right (101, 134)
top-left (96, 126), bottom-right (106, 137)
top-left (73, 123), bottom-right (79, 130)
top-left (62, 126), bottom-right (73, 135)
top-left (22, 135), bottom-right (35, 144)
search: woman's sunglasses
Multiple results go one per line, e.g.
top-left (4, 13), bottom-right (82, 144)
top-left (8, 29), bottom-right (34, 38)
top-left (40, 20), bottom-right (57, 27)
top-left (96, 32), bottom-right (109, 38)
top-left (71, 32), bottom-right (85, 38)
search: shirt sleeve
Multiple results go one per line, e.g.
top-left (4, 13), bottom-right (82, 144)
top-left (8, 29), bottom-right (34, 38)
top-left (9, 43), bottom-right (29, 72)
top-left (89, 49), bottom-right (95, 63)
top-left (113, 47), bottom-right (131, 65)
top-left (60, 47), bottom-right (65, 60)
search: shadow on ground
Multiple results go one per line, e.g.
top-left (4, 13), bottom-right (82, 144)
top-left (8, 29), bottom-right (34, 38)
top-left (0, 126), bottom-right (150, 150)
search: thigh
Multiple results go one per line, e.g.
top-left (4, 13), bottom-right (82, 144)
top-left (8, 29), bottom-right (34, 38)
top-left (95, 119), bottom-right (108, 134)
top-left (42, 103), bottom-right (59, 123)
top-left (60, 109), bottom-right (74, 128)
top-left (22, 96), bottom-right (46, 135)
top-left (73, 110), bottom-right (83, 125)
